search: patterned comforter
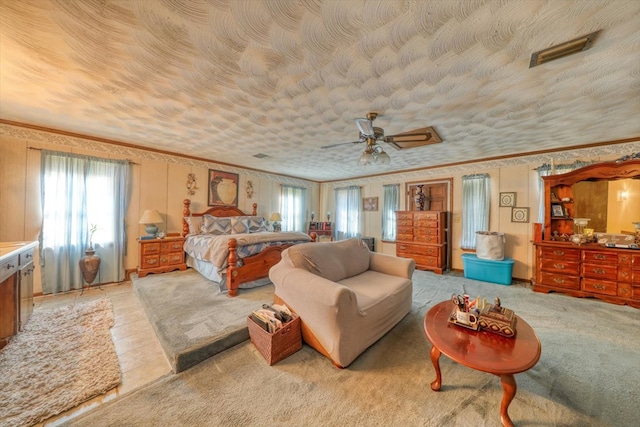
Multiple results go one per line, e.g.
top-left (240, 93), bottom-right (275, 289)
top-left (184, 231), bottom-right (312, 272)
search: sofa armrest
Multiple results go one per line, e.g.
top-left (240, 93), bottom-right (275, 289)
top-left (369, 252), bottom-right (415, 279)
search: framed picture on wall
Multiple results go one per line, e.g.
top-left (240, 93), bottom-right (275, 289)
top-left (208, 170), bottom-right (239, 207)
top-left (499, 192), bottom-right (516, 207)
top-left (363, 197), bottom-right (378, 211)
top-left (512, 207), bottom-right (530, 223)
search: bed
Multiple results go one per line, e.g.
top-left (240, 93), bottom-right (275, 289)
top-left (181, 199), bottom-right (313, 297)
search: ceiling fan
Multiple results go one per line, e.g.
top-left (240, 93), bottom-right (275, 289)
top-left (321, 112), bottom-right (442, 165)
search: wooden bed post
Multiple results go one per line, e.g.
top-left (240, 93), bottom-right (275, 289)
top-left (182, 199), bottom-right (192, 237)
top-left (227, 238), bottom-right (239, 297)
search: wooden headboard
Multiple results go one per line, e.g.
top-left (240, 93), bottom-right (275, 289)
top-left (182, 199), bottom-right (258, 236)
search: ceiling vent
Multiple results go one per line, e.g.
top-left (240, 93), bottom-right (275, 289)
top-left (529, 30), bottom-right (600, 68)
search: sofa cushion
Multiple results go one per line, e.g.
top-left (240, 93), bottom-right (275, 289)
top-left (286, 238), bottom-right (370, 282)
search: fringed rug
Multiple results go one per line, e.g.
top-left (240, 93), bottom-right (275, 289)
top-left (0, 298), bottom-right (121, 427)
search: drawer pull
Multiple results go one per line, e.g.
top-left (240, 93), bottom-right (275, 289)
top-left (620, 271), bottom-right (629, 279)
top-left (553, 263), bottom-right (565, 269)
top-left (6, 263), bottom-right (15, 269)
top-left (400, 245), bottom-right (406, 250)
top-left (147, 259), bottom-right (157, 265)
top-left (593, 254), bottom-right (607, 260)
top-left (26, 253), bottom-right (32, 259)
top-left (593, 284), bottom-right (606, 290)
top-left (621, 256), bottom-right (630, 263)
top-left (553, 250), bottom-right (565, 256)
top-left (620, 287), bottom-right (630, 295)
top-left (553, 277), bottom-right (565, 284)
top-left (592, 268), bottom-right (606, 275)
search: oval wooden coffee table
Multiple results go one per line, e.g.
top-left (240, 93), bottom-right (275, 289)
top-left (423, 300), bottom-right (541, 427)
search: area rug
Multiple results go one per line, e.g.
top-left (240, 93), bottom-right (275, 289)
top-left (132, 269), bottom-right (274, 373)
top-left (0, 298), bottom-right (121, 427)
top-left (69, 271), bottom-right (639, 427)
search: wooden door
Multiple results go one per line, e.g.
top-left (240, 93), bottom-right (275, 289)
top-left (409, 183), bottom-right (448, 211)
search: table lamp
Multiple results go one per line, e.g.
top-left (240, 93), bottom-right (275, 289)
top-left (270, 212), bottom-right (282, 232)
top-left (139, 209), bottom-right (163, 237)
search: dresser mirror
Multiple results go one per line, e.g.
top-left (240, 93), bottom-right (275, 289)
top-left (572, 178), bottom-right (640, 234)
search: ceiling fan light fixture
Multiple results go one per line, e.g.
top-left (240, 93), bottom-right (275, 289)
top-left (357, 151), bottom-right (375, 166)
top-left (375, 149), bottom-right (390, 164)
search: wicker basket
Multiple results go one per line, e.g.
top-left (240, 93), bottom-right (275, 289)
top-left (247, 314), bottom-right (302, 365)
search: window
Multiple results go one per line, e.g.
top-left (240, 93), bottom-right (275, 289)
top-left (461, 174), bottom-right (490, 249)
top-left (280, 185), bottom-right (306, 232)
top-left (334, 186), bottom-right (361, 240)
top-left (382, 184), bottom-right (399, 240)
top-left (40, 151), bottom-right (130, 294)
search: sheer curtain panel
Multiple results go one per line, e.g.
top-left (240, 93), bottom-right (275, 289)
top-left (40, 150), bottom-right (130, 294)
top-left (382, 184), bottom-right (399, 241)
top-left (334, 186), bottom-right (361, 240)
top-left (280, 185), bottom-right (306, 232)
top-left (461, 174), bottom-right (490, 249)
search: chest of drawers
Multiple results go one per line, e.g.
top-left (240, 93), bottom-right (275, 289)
top-left (138, 236), bottom-right (187, 278)
top-left (396, 211), bottom-right (447, 274)
top-left (534, 242), bottom-right (640, 308)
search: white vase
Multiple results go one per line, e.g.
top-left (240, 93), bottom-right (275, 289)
top-left (216, 178), bottom-right (237, 204)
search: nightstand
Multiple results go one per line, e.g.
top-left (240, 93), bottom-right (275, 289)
top-left (137, 236), bottom-right (187, 278)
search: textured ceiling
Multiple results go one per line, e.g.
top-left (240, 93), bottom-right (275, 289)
top-left (1, 0), bottom-right (639, 181)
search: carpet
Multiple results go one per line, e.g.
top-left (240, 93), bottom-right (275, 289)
top-left (132, 269), bottom-right (274, 372)
top-left (68, 271), bottom-right (640, 427)
top-left (0, 298), bottom-right (121, 427)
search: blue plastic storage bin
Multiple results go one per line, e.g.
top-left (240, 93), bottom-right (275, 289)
top-left (461, 253), bottom-right (514, 285)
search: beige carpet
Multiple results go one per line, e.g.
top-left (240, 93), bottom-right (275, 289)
top-left (66, 271), bottom-right (639, 427)
top-left (0, 298), bottom-right (121, 427)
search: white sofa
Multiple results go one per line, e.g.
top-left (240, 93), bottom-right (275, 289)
top-left (269, 238), bottom-right (415, 368)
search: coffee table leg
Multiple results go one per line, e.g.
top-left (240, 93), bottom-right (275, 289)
top-left (499, 374), bottom-right (516, 427)
top-left (429, 345), bottom-right (442, 391)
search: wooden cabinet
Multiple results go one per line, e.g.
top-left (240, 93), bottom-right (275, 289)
top-left (138, 236), bottom-right (187, 278)
top-left (396, 211), bottom-right (447, 274)
top-left (0, 242), bottom-right (37, 349)
top-left (534, 159), bottom-right (640, 307)
top-left (308, 222), bottom-right (332, 240)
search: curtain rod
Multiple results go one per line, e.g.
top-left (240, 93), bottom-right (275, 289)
top-left (27, 147), bottom-right (139, 165)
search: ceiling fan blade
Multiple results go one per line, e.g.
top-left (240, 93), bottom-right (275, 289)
top-left (384, 127), bottom-right (442, 150)
top-left (355, 117), bottom-right (375, 136)
top-left (320, 140), bottom-right (363, 149)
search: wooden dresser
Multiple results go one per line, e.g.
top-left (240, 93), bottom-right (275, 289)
top-left (138, 236), bottom-right (187, 278)
top-left (396, 211), bottom-right (447, 274)
top-left (534, 242), bottom-right (640, 308)
top-left (533, 159), bottom-right (640, 308)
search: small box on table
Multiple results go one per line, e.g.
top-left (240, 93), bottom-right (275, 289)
top-left (461, 253), bottom-right (514, 285)
top-left (247, 314), bottom-right (301, 365)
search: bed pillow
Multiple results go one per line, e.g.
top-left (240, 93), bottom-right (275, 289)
top-left (184, 216), bottom-right (203, 235)
top-left (202, 215), bottom-right (231, 235)
top-left (230, 217), bottom-right (250, 234)
top-left (245, 216), bottom-right (267, 233)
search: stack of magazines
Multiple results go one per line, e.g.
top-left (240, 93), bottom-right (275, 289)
top-left (250, 304), bottom-right (294, 333)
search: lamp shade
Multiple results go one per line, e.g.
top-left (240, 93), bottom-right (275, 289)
top-left (269, 212), bottom-right (282, 222)
top-left (139, 210), bottom-right (163, 224)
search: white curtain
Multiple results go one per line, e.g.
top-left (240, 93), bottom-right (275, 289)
top-left (382, 184), bottom-right (399, 241)
top-left (536, 161), bottom-right (592, 223)
top-left (334, 186), bottom-right (361, 240)
top-left (280, 185), bottom-right (306, 232)
top-left (461, 174), bottom-right (490, 249)
top-left (40, 150), bottom-right (130, 294)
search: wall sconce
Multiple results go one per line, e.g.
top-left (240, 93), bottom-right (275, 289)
top-left (617, 190), bottom-right (629, 201)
